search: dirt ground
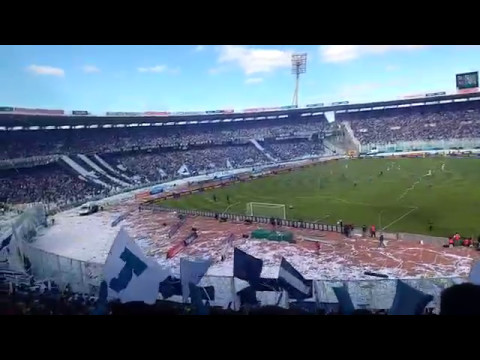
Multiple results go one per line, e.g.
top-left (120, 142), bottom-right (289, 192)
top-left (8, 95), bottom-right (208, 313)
top-left (115, 204), bottom-right (480, 280)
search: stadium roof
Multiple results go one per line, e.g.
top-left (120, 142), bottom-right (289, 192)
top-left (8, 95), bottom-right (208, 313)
top-left (1, 90), bottom-right (479, 128)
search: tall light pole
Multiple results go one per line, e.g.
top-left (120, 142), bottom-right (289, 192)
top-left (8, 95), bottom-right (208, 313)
top-left (291, 53), bottom-right (307, 107)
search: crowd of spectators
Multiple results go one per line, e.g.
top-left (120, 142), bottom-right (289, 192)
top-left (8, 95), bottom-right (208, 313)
top-left (0, 164), bottom-right (104, 205)
top-left (0, 117), bottom-right (328, 160)
top-left (0, 115), bottom-right (331, 205)
top-left (3, 280), bottom-right (479, 315)
top-left (0, 281), bottom-right (100, 315)
top-left (0, 139), bottom-right (325, 205)
top-left (341, 103), bottom-right (480, 145)
top-left (264, 140), bottom-right (324, 161)
top-left (107, 144), bottom-right (272, 182)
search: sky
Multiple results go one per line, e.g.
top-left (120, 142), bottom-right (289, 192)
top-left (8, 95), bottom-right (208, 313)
top-left (0, 45), bottom-right (478, 114)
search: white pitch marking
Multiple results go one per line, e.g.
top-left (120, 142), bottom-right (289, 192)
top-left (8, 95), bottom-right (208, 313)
top-left (223, 202), bottom-right (240, 214)
top-left (381, 207), bottom-right (418, 231)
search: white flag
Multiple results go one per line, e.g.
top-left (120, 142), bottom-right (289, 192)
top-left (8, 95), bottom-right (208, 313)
top-left (103, 227), bottom-right (170, 305)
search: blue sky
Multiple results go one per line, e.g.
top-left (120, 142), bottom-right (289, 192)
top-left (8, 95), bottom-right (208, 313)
top-left (0, 45), bottom-right (478, 114)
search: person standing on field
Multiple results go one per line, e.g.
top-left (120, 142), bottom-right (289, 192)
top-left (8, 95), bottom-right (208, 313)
top-left (370, 224), bottom-right (376, 238)
top-left (378, 234), bottom-right (385, 248)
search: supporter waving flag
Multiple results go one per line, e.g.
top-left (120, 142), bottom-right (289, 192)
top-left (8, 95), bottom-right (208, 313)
top-left (180, 258), bottom-right (213, 302)
top-left (233, 248), bottom-right (263, 285)
top-left (103, 227), bottom-right (170, 305)
top-left (233, 248), bottom-right (263, 308)
top-left (278, 257), bottom-right (312, 300)
top-left (469, 261), bottom-right (480, 285)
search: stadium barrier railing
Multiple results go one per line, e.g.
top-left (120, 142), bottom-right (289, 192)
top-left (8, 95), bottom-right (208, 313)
top-left (139, 203), bottom-right (341, 234)
top-left (5, 206), bottom-right (466, 311)
top-left (362, 137), bottom-right (480, 154)
top-left (14, 242), bottom-right (468, 311)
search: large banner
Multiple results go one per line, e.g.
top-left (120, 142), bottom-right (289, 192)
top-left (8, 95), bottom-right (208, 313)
top-left (14, 107), bottom-right (64, 115)
top-left (403, 94), bottom-right (424, 99)
top-left (306, 103), bottom-right (324, 108)
top-left (331, 101), bottom-right (349, 106)
top-left (425, 92), bottom-right (446, 97)
top-left (171, 111), bottom-right (204, 116)
top-left (144, 111), bottom-right (170, 116)
top-left (280, 105), bottom-right (298, 110)
top-left (72, 110), bottom-right (89, 115)
top-left (0, 106), bottom-right (14, 112)
top-left (457, 88), bottom-right (479, 95)
top-left (106, 112), bottom-right (142, 116)
top-left (205, 110), bottom-right (233, 114)
top-left (244, 108), bottom-right (264, 113)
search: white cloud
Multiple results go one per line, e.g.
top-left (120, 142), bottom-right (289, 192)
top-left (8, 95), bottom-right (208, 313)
top-left (217, 45), bottom-right (292, 75)
top-left (168, 67), bottom-right (181, 75)
top-left (27, 64), bottom-right (65, 77)
top-left (195, 45), bottom-right (205, 52)
top-left (208, 66), bottom-right (227, 75)
top-left (386, 65), bottom-right (399, 71)
top-left (245, 77), bottom-right (263, 84)
top-left (320, 45), bottom-right (426, 63)
top-left (82, 65), bottom-right (100, 73)
top-left (137, 65), bottom-right (167, 73)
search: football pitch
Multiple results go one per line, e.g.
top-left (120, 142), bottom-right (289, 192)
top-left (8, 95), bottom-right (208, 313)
top-left (159, 157), bottom-right (480, 237)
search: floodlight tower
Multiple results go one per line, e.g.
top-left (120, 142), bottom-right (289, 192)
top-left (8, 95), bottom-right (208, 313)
top-left (291, 53), bottom-right (307, 107)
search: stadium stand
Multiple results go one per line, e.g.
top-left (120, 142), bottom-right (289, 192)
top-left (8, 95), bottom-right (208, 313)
top-left (0, 114), bottom-right (328, 205)
top-left (3, 98), bottom-right (480, 205)
top-left (3, 94), bottom-right (480, 316)
top-left (341, 101), bottom-right (480, 145)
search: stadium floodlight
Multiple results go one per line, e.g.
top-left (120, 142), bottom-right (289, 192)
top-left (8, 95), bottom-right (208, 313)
top-left (291, 53), bottom-right (307, 107)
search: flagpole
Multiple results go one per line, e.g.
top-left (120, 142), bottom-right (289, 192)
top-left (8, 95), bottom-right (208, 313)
top-left (313, 281), bottom-right (320, 310)
top-left (231, 277), bottom-right (238, 311)
top-left (283, 290), bottom-right (290, 309)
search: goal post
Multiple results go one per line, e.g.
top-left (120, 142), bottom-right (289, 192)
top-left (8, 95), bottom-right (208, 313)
top-left (246, 202), bottom-right (286, 219)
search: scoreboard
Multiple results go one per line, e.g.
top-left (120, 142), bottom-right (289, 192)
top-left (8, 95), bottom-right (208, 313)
top-left (456, 71), bottom-right (479, 90)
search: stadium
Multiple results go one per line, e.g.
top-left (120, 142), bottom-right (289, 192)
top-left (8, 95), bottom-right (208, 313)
top-left (1, 46), bottom-right (480, 315)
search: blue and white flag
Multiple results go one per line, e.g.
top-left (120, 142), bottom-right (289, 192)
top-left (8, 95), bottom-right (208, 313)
top-left (189, 283), bottom-right (210, 315)
top-left (180, 258), bottom-right (213, 302)
top-left (233, 248), bottom-right (263, 284)
top-left (469, 261), bottom-right (480, 285)
top-left (177, 164), bottom-right (190, 176)
top-left (91, 280), bottom-right (109, 315)
top-left (103, 227), bottom-right (170, 305)
top-left (332, 285), bottom-right (355, 315)
top-left (0, 233), bottom-right (12, 252)
top-left (278, 257), bottom-right (312, 300)
top-left (389, 280), bottom-right (433, 315)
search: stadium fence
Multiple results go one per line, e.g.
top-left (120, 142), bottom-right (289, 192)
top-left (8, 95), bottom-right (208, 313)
top-left (2, 205), bottom-right (467, 312)
top-left (10, 238), bottom-right (467, 310)
top-left (361, 137), bottom-right (480, 154)
top-left (140, 203), bottom-right (342, 233)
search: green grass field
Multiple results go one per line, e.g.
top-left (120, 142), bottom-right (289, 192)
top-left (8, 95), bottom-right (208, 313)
top-left (159, 157), bottom-right (480, 237)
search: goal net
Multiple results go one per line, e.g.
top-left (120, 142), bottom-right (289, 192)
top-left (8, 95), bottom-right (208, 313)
top-left (246, 202), bottom-right (286, 219)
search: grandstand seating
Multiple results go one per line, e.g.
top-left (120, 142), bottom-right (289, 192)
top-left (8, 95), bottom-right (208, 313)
top-left (340, 101), bottom-right (480, 145)
top-left (2, 98), bottom-right (480, 206)
top-left (0, 115), bottom-right (328, 205)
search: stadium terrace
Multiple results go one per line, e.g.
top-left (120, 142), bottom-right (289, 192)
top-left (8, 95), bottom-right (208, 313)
top-left (2, 89), bottom-right (480, 315)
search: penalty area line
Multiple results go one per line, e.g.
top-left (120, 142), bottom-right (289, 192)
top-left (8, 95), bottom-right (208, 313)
top-left (381, 207), bottom-right (418, 231)
top-left (223, 202), bottom-right (240, 214)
